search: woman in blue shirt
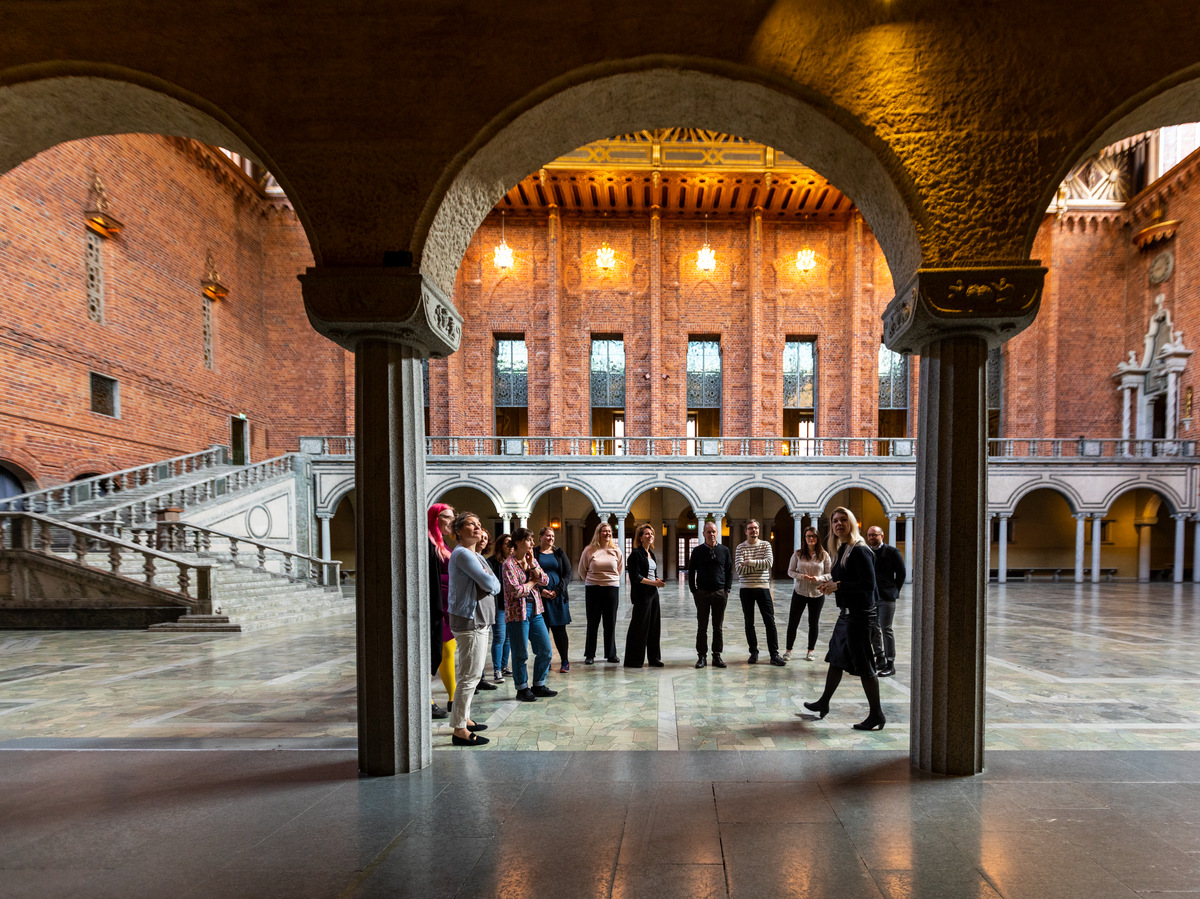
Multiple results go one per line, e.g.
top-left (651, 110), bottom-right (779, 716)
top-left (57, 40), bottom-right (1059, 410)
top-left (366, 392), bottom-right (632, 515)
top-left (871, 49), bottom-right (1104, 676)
top-left (535, 526), bottom-right (573, 672)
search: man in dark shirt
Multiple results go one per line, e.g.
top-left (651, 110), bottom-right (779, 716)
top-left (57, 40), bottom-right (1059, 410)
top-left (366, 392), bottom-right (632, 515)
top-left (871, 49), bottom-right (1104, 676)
top-left (688, 520), bottom-right (733, 669)
top-left (866, 525), bottom-right (906, 677)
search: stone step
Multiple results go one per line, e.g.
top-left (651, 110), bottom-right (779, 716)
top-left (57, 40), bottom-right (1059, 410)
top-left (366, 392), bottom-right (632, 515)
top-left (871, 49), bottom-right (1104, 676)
top-left (148, 614), bottom-right (242, 633)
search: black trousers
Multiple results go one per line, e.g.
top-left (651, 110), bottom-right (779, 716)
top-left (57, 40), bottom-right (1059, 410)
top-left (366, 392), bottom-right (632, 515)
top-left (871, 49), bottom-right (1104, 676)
top-left (624, 595), bottom-right (661, 667)
top-left (584, 585), bottom-right (619, 660)
top-left (740, 587), bottom-right (779, 656)
top-left (871, 600), bottom-right (896, 663)
top-left (693, 588), bottom-right (728, 655)
top-left (550, 624), bottom-right (570, 663)
top-left (785, 592), bottom-right (826, 652)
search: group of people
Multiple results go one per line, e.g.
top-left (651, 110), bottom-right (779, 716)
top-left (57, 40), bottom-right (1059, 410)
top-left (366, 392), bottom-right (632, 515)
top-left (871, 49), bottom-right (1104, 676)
top-left (427, 501), bottom-right (907, 746)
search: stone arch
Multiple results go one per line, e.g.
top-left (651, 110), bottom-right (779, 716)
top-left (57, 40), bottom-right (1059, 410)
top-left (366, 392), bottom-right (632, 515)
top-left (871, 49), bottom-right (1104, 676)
top-left (418, 65), bottom-right (924, 296)
top-left (0, 68), bottom-right (317, 258)
top-left (1000, 480), bottom-right (1084, 517)
top-left (619, 477), bottom-right (704, 514)
top-left (0, 453), bottom-right (40, 492)
top-left (425, 475), bottom-right (507, 513)
top-left (63, 458), bottom-right (116, 481)
top-left (1026, 62), bottom-right (1200, 257)
top-left (525, 476), bottom-right (605, 516)
top-left (1099, 478), bottom-right (1187, 517)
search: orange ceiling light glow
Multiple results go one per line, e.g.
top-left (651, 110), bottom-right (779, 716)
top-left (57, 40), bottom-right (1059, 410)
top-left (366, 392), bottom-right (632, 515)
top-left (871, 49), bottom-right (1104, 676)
top-left (493, 212), bottom-right (513, 269)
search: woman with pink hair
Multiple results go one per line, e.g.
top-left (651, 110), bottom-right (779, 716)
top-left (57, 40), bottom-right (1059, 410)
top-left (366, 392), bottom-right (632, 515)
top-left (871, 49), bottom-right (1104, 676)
top-left (428, 503), bottom-right (456, 718)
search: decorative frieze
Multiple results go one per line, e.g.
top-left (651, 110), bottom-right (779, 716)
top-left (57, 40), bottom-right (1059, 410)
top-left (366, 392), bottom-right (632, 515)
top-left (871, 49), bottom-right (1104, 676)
top-left (882, 261), bottom-right (1047, 355)
top-left (299, 267), bottom-right (463, 356)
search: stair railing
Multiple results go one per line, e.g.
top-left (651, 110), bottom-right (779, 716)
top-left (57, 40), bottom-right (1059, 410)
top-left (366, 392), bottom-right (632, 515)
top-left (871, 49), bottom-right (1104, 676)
top-left (143, 520), bottom-right (340, 589)
top-left (0, 446), bottom-right (228, 515)
top-left (0, 511), bottom-right (213, 611)
top-left (72, 454), bottom-right (301, 534)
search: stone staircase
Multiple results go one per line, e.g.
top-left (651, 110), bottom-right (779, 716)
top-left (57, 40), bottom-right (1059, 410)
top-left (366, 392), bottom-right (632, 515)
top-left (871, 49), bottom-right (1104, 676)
top-left (9, 449), bottom-right (353, 632)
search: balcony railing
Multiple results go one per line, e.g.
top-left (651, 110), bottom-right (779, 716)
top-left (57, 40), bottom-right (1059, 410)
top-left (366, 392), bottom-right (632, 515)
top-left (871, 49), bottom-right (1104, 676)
top-left (299, 435), bottom-right (1199, 460)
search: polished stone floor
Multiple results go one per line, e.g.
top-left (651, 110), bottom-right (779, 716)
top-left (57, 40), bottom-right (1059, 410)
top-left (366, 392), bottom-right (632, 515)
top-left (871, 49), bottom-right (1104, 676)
top-left (2, 582), bottom-right (1200, 752)
top-left (3, 582), bottom-right (1200, 897)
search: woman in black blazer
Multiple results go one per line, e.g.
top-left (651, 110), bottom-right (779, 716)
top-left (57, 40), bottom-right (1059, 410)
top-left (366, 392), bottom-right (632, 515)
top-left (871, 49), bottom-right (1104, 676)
top-left (803, 507), bottom-right (886, 730)
top-left (624, 523), bottom-right (666, 668)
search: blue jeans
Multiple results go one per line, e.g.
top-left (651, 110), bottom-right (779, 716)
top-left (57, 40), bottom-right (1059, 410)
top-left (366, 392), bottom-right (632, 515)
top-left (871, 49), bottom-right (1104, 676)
top-left (506, 605), bottom-right (552, 690)
top-left (491, 607), bottom-right (511, 672)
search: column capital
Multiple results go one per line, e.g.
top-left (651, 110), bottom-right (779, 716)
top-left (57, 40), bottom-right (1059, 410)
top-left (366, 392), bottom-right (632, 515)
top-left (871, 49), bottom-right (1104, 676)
top-left (792, 511), bottom-right (807, 521)
top-left (299, 266), bottom-right (462, 356)
top-left (315, 512), bottom-right (334, 520)
top-left (883, 260), bottom-right (1048, 354)
top-left (1173, 512), bottom-right (1192, 521)
top-left (1072, 513), bottom-right (1090, 521)
top-left (886, 511), bottom-right (900, 521)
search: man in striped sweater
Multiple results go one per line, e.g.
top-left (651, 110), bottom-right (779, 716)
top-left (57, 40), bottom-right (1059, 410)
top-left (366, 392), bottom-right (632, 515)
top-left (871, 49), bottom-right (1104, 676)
top-left (735, 519), bottom-right (786, 666)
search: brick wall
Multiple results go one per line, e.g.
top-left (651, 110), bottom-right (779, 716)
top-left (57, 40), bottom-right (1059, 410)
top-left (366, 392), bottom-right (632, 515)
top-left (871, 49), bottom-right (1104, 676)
top-left (0, 134), bottom-right (346, 488)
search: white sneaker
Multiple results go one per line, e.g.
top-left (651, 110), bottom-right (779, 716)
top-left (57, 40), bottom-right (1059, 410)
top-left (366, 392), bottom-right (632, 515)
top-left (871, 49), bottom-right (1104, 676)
top-left (805, 650), bottom-right (815, 661)
top-left (782, 650), bottom-right (792, 661)
top-left (493, 668), bottom-right (504, 683)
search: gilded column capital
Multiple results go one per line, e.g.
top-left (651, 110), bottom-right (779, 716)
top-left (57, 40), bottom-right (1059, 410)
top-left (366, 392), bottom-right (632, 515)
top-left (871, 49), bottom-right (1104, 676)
top-left (299, 266), bottom-right (462, 357)
top-left (882, 261), bottom-right (1047, 354)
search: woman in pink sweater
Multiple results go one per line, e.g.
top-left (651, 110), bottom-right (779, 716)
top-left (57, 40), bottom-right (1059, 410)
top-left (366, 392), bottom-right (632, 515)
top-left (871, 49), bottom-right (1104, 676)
top-left (578, 521), bottom-right (624, 664)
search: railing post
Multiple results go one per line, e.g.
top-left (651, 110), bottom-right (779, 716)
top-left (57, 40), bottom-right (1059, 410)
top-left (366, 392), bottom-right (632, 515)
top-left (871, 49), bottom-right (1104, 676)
top-left (195, 566), bottom-right (213, 614)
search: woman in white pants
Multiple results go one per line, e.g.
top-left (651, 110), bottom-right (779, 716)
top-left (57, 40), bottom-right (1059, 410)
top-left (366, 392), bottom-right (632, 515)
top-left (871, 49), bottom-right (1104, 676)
top-left (446, 512), bottom-right (501, 746)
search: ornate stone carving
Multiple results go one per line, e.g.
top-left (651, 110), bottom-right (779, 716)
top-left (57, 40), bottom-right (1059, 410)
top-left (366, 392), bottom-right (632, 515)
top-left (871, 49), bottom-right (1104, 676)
top-left (299, 267), bottom-right (462, 356)
top-left (882, 261), bottom-right (1047, 354)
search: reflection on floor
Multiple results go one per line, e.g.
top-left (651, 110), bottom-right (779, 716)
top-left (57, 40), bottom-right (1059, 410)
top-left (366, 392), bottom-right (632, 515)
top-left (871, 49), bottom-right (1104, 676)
top-left (2, 582), bottom-right (1199, 752)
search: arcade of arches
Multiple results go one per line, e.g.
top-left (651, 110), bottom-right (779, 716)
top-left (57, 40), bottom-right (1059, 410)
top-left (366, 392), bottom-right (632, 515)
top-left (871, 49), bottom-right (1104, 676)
top-left (6, 5), bottom-right (1200, 789)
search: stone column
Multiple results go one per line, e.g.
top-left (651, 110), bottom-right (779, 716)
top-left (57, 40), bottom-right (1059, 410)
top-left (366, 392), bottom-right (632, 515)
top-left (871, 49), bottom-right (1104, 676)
top-left (887, 513), bottom-right (899, 548)
top-left (883, 260), bottom-right (1046, 776)
top-left (1193, 515), bottom-right (1200, 584)
top-left (1074, 514), bottom-right (1087, 583)
top-left (1092, 516), bottom-right (1104, 583)
top-left (317, 512), bottom-right (333, 561)
top-left (713, 513), bottom-right (725, 549)
top-left (518, 515), bottom-right (528, 531)
top-left (793, 512), bottom-right (806, 553)
top-left (1136, 521), bottom-right (1152, 583)
top-left (665, 520), bottom-right (677, 579)
top-left (501, 516), bottom-right (511, 535)
top-left (904, 515), bottom-right (914, 573)
top-left (616, 514), bottom-right (628, 604)
top-left (300, 265), bottom-right (462, 777)
top-left (1174, 513), bottom-right (1188, 583)
top-left (995, 514), bottom-right (1008, 584)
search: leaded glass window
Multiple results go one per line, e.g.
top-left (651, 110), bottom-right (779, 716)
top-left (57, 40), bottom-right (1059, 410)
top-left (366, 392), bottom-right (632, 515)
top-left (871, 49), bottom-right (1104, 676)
top-left (85, 231), bottom-right (104, 323)
top-left (590, 338), bottom-right (625, 408)
top-left (494, 337), bottom-right (528, 407)
top-left (686, 339), bottom-right (721, 408)
top-left (878, 344), bottom-right (908, 410)
top-left (202, 297), bottom-right (214, 370)
top-left (783, 340), bottom-right (815, 409)
top-left (90, 372), bottom-right (118, 417)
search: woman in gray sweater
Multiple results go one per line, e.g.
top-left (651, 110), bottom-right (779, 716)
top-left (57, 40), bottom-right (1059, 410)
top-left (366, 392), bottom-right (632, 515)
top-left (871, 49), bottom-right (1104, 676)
top-left (446, 511), bottom-right (501, 746)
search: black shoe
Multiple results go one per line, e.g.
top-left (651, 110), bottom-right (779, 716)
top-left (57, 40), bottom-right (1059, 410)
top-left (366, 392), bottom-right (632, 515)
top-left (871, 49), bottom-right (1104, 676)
top-left (451, 732), bottom-right (490, 746)
top-left (748, 652), bottom-right (759, 664)
top-left (712, 653), bottom-right (727, 668)
top-left (531, 685), bottom-right (558, 697)
top-left (501, 668), bottom-right (512, 677)
top-left (649, 660), bottom-right (665, 668)
top-left (624, 662), bottom-right (643, 669)
top-left (770, 654), bottom-right (787, 667)
top-left (467, 722), bottom-right (488, 732)
top-left (852, 714), bottom-right (887, 731)
top-left (431, 704), bottom-right (448, 720)
top-left (447, 700), bottom-right (452, 713)
top-left (878, 664), bottom-right (896, 678)
top-left (803, 700), bottom-right (830, 719)
top-left (515, 688), bottom-right (538, 702)
top-left (584, 657), bottom-right (595, 665)
top-left (476, 678), bottom-right (498, 691)
top-left (695, 655), bottom-right (707, 669)
top-left (605, 656), bottom-right (621, 664)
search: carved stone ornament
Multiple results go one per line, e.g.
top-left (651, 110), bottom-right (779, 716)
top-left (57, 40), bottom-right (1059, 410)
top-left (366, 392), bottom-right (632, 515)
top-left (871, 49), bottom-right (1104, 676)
top-left (882, 261), bottom-right (1047, 354)
top-left (298, 267), bottom-right (463, 356)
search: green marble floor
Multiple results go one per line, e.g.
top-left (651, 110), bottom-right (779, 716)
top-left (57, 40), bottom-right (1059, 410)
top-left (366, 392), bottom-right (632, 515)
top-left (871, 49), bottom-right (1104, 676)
top-left (2, 581), bottom-right (1198, 752)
